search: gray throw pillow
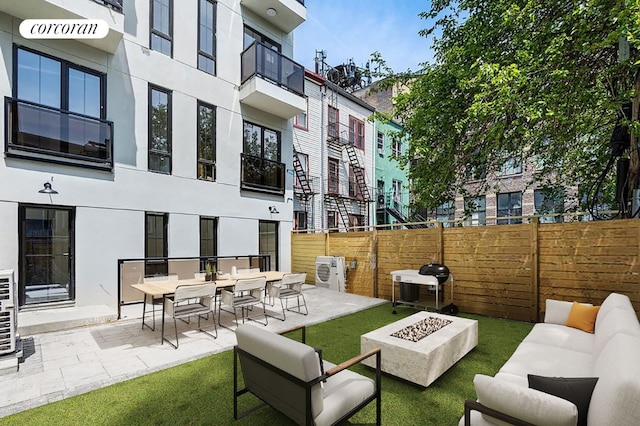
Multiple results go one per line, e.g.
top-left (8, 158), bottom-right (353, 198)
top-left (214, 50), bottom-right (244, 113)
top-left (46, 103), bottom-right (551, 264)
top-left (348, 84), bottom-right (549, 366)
top-left (528, 375), bottom-right (598, 426)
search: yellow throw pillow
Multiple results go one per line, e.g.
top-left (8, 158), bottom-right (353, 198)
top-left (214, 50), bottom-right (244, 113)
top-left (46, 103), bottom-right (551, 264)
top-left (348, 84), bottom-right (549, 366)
top-left (565, 301), bottom-right (600, 333)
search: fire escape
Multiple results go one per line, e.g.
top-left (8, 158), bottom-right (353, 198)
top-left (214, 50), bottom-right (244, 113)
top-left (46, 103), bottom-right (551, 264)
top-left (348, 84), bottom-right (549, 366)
top-left (292, 132), bottom-right (316, 231)
top-left (324, 86), bottom-right (372, 231)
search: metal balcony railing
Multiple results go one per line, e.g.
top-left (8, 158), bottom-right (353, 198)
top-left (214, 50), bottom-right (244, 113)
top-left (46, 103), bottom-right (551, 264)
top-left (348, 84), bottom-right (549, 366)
top-left (5, 97), bottom-right (114, 170)
top-left (240, 153), bottom-right (286, 194)
top-left (94, 0), bottom-right (123, 12)
top-left (241, 41), bottom-right (305, 97)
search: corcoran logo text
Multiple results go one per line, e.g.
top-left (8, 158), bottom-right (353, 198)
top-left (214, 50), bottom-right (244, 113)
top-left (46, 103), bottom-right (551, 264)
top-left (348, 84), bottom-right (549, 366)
top-left (19, 19), bottom-right (109, 39)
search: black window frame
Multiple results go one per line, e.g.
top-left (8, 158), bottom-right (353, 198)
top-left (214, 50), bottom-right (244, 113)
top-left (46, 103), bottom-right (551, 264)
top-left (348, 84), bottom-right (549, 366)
top-left (150, 0), bottom-right (173, 57)
top-left (9, 45), bottom-right (112, 170)
top-left (197, 0), bottom-right (217, 75)
top-left (497, 192), bottom-right (523, 225)
top-left (145, 212), bottom-right (168, 276)
top-left (199, 216), bottom-right (218, 269)
top-left (197, 100), bottom-right (216, 181)
top-left (148, 84), bottom-right (172, 174)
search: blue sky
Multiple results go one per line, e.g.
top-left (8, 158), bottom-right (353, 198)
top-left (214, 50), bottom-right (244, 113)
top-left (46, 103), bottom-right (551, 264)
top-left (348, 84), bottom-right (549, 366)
top-left (293, 1), bottom-right (435, 74)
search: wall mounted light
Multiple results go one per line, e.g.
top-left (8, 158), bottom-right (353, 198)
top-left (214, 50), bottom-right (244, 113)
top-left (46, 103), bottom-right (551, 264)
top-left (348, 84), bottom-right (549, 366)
top-left (266, 7), bottom-right (277, 16)
top-left (38, 182), bottom-right (58, 194)
top-left (268, 205), bottom-right (279, 214)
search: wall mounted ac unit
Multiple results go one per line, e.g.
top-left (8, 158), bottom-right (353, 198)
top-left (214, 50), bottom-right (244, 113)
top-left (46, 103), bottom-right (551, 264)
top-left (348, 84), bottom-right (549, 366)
top-left (315, 256), bottom-right (345, 291)
top-left (0, 269), bottom-right (18, 355)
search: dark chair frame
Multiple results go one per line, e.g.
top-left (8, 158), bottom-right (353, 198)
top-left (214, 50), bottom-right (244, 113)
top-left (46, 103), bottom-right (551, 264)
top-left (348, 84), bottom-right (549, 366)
top-left (464, 400), bottom-right (536, 426)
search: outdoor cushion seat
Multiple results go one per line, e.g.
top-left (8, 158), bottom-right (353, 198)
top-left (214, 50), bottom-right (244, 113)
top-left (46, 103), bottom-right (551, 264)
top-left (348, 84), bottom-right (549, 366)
top-left (266, 272), bottom-right (308, 321)
top-left (162, 283), bottom-right (217, 349)
top-left (234, 323), bottom-right (381, 425)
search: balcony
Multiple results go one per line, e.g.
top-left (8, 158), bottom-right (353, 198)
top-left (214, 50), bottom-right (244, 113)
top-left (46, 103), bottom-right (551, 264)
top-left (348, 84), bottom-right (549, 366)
top-left (0, 0), bottom-right (124, 53)
top-left (240, 0), bottom-right (306, 33)
top-left (240, 153), bottom-right (285, 195)
top-left (240, 42), bottom-right (306, 119)
top-left (5, 98), bottom-right (114, 170)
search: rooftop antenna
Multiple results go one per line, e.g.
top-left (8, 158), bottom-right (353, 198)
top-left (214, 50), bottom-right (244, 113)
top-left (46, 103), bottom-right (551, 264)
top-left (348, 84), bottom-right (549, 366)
top-left (315, 49), bottom-right (327, 75)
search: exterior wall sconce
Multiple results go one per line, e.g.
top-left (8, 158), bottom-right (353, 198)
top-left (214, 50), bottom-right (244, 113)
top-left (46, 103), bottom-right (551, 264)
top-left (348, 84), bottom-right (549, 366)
top-left (38, 182), bottom-right (58, 194)
top-left (268, 205), bottom-right (279, 214)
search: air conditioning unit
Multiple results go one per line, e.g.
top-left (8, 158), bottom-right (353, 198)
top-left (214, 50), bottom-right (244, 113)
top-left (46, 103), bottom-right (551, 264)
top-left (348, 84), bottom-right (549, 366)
top-left (315, 256), bottom-right (345, 292)
top-left (0, 269), bottom-right (18, 355)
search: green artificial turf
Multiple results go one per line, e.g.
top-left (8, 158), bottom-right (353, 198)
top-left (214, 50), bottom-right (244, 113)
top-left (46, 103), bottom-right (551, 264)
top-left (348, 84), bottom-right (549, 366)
top-left (3, 304), bottom-right (533, 425)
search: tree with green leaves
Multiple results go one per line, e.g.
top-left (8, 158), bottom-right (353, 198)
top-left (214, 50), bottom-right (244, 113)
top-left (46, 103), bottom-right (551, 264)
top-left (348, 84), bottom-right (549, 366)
top-left (374, 0), bottom-right (640, 219)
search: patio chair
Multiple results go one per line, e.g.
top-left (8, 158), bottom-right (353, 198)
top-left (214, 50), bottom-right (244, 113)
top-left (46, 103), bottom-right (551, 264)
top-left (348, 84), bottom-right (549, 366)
top-left (218, 276), bottom-right (268, 329)
top-left (141, 273), bottom-right (178, 331)
top-left (162, 283), bottom-right (217, 349)
top-left (266, 272), bottom-right (308, 321)
top-left (234, 324), bottom-right (382, 425)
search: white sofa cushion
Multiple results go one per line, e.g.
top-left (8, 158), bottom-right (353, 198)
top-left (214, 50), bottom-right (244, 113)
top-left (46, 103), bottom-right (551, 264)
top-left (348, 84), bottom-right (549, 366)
top-left (545, 299), bottom-right (592, 325)
top-left (473, 374), bottom-right (578, 426)
top-left (589, 333), bottom-right (640, 425)
top-left (596, 293), bottom-right (633, 323)
top-left (498, 342), bottom-right (592, 378)
top-left (593, 306), bottom-right (640, 359)
top-left (525, 323), bottom-right (595, 353)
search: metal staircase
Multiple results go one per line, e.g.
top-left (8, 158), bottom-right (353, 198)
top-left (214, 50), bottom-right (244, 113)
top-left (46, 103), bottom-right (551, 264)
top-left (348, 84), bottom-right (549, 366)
top-left (344, 142), bottom-right (371, 201)
top-left (293, 151), bottom-right (312, 197)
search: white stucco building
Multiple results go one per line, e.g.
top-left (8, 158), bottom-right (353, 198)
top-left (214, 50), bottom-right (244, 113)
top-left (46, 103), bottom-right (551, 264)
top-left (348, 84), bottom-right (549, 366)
top-left (0, 0), bottom-right (306, 324)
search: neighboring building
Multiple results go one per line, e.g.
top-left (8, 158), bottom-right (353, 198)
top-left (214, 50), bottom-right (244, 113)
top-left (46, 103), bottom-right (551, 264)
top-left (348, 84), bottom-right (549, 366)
top-left (0, 0), bottom-right (306, 318)
top-left (292, 70), bottom-right (375, 232)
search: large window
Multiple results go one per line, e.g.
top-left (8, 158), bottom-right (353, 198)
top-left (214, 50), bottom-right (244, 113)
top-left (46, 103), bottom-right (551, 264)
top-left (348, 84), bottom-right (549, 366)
top-left (145, 213), bottom-right (168, 276)
top-left (259, 221), bottom-right (278, 271)
top-left (327, 211), bottom-right (338, 232)
top-left (349, 165), bottom-right (365, 199)
top-left (197, 101), bottom-right (216, 181)
top-left (244, 26), bottom-right (281, 51)
top-left (392, 137), bottom-right (402, 157)
top-left (465, 196), bottom-right (486, 226)
top-left (294, 101), bottom-right (308, 130)
top-left (436, 201), bottom-right (455, 227)
top-left (534, 189), bottom-right (564, 223)
top-left (198, 0), bottom-right (216, 74)
top-left (242, 122), bottom-right (284, 194)
top-left (377, 131), bottom-right (384, 157)
top-left (328, 158), bottom-right (340, 194)
top-left (497, 192), bottom-right (522, 224)
top-left (200, 216), bottom-right (217, 270)
top-left (328, 106), bottom-right (339, 139)
top-left (294, 211), bottom-right (307, 231)
top-left (498, 157), bottom-right (523, 176)
top-left (19, 205), bottom-right (75, 306)
top-left (9, 46), bottom-right (112, 169)
top-left (148, 85), bottom-right (172, 174)
top-left (349, 116), bottom-right (365, 150)
top-left (150, 0), bottom-right (173, 56)
top-left (392, 179), bottom-right (402, 207)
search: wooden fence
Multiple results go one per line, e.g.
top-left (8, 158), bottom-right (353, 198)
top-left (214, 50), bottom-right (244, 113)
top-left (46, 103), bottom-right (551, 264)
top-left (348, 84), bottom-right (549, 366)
top-left (291, 219), bottom-right (640, 322)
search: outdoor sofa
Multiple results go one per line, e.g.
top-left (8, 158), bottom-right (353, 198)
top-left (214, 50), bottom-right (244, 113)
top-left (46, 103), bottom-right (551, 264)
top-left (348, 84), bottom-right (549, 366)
top-left (461, 292), bottom-right (640, 426)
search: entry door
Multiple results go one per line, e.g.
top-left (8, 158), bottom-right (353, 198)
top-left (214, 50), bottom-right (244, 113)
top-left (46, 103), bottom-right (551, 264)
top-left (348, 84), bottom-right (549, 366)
top-left (259, 221), bottom-right (278, 271)
top-left (19, 205), bottom-right (75, 305)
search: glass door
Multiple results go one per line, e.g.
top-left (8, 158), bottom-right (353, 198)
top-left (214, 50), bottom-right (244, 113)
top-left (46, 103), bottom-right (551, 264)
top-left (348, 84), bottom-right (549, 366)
top-left (19, 205), bottom-right (75, 305)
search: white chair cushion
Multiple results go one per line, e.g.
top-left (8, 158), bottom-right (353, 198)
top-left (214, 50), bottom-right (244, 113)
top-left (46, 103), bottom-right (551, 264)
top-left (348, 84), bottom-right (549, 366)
top-left (596, 293), bottom-right (633, 324)
top-left (525, 323), bottom-right (595, 354)
top-left (313, 360), bottom-right (376, 426)
top-left (593, 306), bottom-right (640, 359)
top-left (473, 374), bottom-right (578, 426)
top-left (498, 342), bottom-right (592, 378)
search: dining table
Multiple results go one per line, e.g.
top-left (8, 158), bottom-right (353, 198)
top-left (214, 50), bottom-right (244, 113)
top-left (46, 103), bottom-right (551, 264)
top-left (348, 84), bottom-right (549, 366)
top-left (131, 270), bottom-right (287, 334)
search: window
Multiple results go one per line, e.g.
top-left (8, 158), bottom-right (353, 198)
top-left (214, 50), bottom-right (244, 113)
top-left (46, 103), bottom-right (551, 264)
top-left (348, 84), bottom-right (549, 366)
top-left (294, 152), bottom-right (308, 188)
top-left (244, 26), bottom-right (281, 52)
top-left (9, 46), bottom-right (112, 169)
top-left (151, 0), bottom-right (172, 56)
top-left (197, 101), bottom-right (216, 181)
top-left (349, 165), bottom-right (365, 199)
top-left (392, 137), bottom-right (402, 157)
top-left (465, 196), bottom-right (486, 226)
top-left (198, 0), bottom-right (216, 74)
top-left (349, 116), bottom-right (365, 149)
top-left (19, 205), bottom-right (75, 306)
top-left (436, 201), bottom-right (455, 227)
top-left (328, 158), bottom-right (340, 194)
top-left (145, 213), bottom-right (168, 276)
top-left (377, 180), bottom-right (385, 207)
top-left (242, 122), bottom-right (284, 194)
top-left (200, 216), bottom-right (217, 270)
top-left (294, 211), bottom-right (307, 231)
top-left (498, 157), bottom-right (523, 176)
top-left (328, 106), bottom-right (339, 139)
top-left (327, 211), bottom-right (338, 232)
top-left (294, 101), bottom-right (308, 130)
top-left (259, 221), bottom-right (278, 271)
top-left (148, 85), bottom-right (172, 174)
top-left (534, 189), bottom-right (564, 223)
top-left (377, 131), bottom-right (384, 157)
top-left (348, 214), bottom-right (365, 229)
top-left (497, 192), bottom-right (522, 224)
top-left (392, 180), bottom-right (402, 207)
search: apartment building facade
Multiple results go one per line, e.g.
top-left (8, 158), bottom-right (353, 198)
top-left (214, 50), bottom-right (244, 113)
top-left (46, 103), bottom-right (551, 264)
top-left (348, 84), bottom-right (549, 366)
top-left (292, 70), bottom-right (375, 231)
top-left (0, 0), bottom-right (306, 315)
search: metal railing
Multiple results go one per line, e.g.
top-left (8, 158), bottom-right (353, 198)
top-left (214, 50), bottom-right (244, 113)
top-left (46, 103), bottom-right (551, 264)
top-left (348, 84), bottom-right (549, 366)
top-left (5, 97), bottom-right (114, 170)
top-left (240, 153), bottom-right (286, 194)
top-left (94, 0), bottom-right (123, 12)
top-left (241, 41), bottom-right (305, 97)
